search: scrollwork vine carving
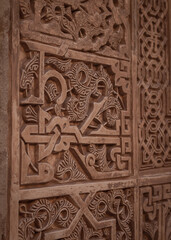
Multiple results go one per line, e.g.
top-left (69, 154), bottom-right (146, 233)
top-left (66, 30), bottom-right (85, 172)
top-left (19, 188), bottom-right (134, 240)
top-left (19, 42), bottom-right (131, 185)
top-left (19, 198), bottom-right (78, 240)
top-left (20, 0), bottom-right (130, 58)
top-left (89, 189), bottom-right (133, 240)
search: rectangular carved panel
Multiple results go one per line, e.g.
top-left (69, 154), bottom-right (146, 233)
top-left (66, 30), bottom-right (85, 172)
top-left (10, 0), bottom-right (135, 239)
top-left (19, 0), bottom-right (130, 59)
top-left (137, 0), bottom-right (171, 170)
top-left (20, 41), bottom-right (132, 186)
top-left (140, 183), bottom-right (171, 240)
top-left (19, 187), bottom-right (134, 239)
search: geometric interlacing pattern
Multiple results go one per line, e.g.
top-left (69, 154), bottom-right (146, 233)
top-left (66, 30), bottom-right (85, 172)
top-left (140, 183), bottom-right (171, 239)
top-left (19, 189), bottom-right (134, 240)
top-left (18, 0), bottom-right (135, 238)
top-left (138, 0), bottom-right (171, 169)
top-left (19, 0), bottom-right (132, 186)
top-left (7, 0), bottom-right (171, 239)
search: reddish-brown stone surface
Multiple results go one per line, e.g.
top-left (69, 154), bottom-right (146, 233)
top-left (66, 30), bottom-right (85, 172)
top-left (1, 0), bottom-right (171, 239)
top-left (0, 0), bottom-right (10, 239)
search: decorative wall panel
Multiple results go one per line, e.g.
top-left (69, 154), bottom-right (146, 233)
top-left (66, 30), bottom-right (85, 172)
top-left (19, 0), bottom-right (130, 59)
top-left (8, 0), bottom-right (171, 239)
top-left (140, 182), bottom-right (171, 240)
top-left (137, 0), bottom-right (171, 170)
top-left (20, 41), bottom-right (132, 186)
top-left (19, 188), bottom-right (134, 239)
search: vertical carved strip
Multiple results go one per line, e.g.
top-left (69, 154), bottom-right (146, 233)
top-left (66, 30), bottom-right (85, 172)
top-left (140, 183), bottom-right (171, 240)
top-left (138, 0), bottom-right (171, 170)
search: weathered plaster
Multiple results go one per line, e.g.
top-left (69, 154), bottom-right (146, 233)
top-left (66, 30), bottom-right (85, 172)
top-left (0, 0), bottom-right (10, 239)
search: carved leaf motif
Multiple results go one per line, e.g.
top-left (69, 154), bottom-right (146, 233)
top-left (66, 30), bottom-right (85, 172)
top-left (45, 82), bottom-right (59, 102)
top-left (89, 192), bottom-right (108, 219)
top-left (89, 189), bottom-right (133, 240)
top-left (89, 144), bottom-right (107, 171)
top-left (64, 218), bottom-right (83, 240)
top-left (39, 0), bottom-right (128, 55)
top-left (96, 66), bottom-right (123, 126)
top-left (29, 199), bottom-right (57, 230)
top-left (65, 62), bottom-right (97, 121)
top-left (116, 231), bottom-right (125, 240)
top-left (65, 62), bottom-right (97, 95)
top-left (19, 198), bottom-right (78, 239)
top-left (61, 15), bottom-right (77, 41)
top-left (108, 190), bottom-right (133, 217)
top-left (46, 57), bottom-right (72, 72)
top-left (41, 1), bottom-right (55, 22)
top-left (18, 218), bottom-right (36, 240)
top-left (20, 52), bottom-right (39, 91)
top-left (88, 144), bottom-right (120, 172)
top-left (143, 221), bottom-right (158, 239)
top-left (41, 1), bottom-right (77, 40)
top-left (55, 151), bottom-right (87, 182)
top-left (108, 190), bottom-right (133, 240)
top-left (55, 199), bottom-right (78, 227)
top-left (20, 0), bottom-right (30, 18)
top-left (23, 105), bottom-right (38, 123)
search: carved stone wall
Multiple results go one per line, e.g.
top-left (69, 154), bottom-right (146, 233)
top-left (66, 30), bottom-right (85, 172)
top-left (3, 0), bottom-right (171, 239)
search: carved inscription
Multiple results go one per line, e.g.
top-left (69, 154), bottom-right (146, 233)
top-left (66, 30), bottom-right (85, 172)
top-left (20, 41), bottom-right (132, 186)
top-left (138, 0), bottom-right (171, 170)
top-left (19, 188), bottom-right (134, 239)
top-left (140, 183), bottom-right (171, 240)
